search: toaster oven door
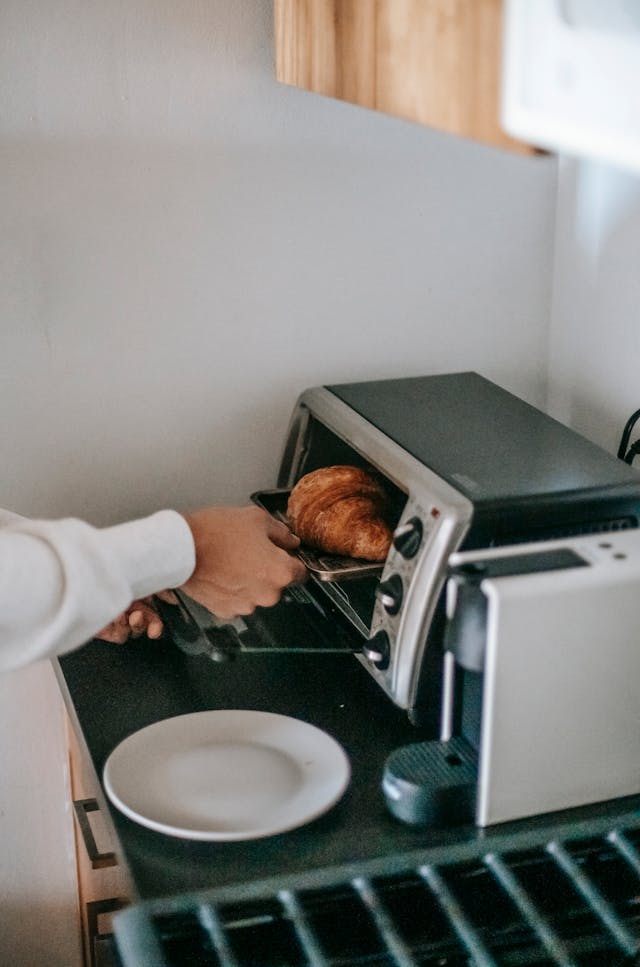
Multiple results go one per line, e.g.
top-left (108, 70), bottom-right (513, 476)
top-left (251, 485), bottom-right (410, 641)
top-left (274, 396), bottom-right (475, 724)
top-left (155, 586), bottom-right (365, 664)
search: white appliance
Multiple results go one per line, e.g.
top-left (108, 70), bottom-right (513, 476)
top-left (501, 0), bottom-right (640, 173)
top-left (383, 529), bottom-right (640, 829)
top-left (447, 530), bottom-right (640, 825)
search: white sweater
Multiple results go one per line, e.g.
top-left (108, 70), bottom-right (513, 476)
top-left (0, 508), bottom-right (195, 672)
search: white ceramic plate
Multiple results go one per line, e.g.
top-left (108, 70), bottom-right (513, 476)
top-left (103, 710), bottom-right (350, 841)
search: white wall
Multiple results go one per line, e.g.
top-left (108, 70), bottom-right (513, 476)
top-left (0, 1), bottom-right (557, 525)
top-left (547, 158), bottom-right (640, 453)
top-left (0, 1), bottom-right (556, 963)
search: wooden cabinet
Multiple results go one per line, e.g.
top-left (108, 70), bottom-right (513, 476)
top-left (274, 0), bottom-right (535, 154)
top-left (66, 717), bottom-right (131, 967)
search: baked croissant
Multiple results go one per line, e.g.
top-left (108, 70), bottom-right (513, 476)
top-left (287, 465), bottom-right (393, 561)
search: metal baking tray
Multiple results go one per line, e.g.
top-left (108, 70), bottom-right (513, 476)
top-left (251, 488), bottom-right (385, 581)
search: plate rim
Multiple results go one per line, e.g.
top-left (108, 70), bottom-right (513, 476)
top-left (103, 709), bottom-right (351, 841)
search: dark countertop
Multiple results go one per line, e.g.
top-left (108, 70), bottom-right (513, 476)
top-left (57, 630), bottom-right (640, 918)
top-left (57, 633), bottom-right (459, 902)
top-left (56, 629), bottom-right (640, 967)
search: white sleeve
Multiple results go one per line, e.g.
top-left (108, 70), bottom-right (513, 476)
top-left (0, 509), bottom-right (195, 673)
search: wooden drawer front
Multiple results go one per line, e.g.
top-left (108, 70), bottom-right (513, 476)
top-left (67, 718), bottom-right (130, 967)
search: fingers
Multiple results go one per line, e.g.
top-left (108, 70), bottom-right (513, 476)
top-left (155, 589), bottom-right (178, 605)
top-left (95, 599), bottom-right (164, 644)
top-left (180, 503), bottom-right (308, 620)
top-left (279, 548), bottom-right (308, 586)
top-left (95, 613), bottom-right (131, 644)
top-left (128, 610), bottom-right (162, 639)
top-left (266, 515), bottom-right (301, 551)
top-left (258, 508), bottom-right (306, 581)
top-left (184, 550), bottom-right (307, 619)
top-left (126, 599), bottom-right (164, 639)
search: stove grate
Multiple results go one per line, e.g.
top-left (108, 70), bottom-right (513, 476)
top-left (114, 819), bottom-right (640, 967)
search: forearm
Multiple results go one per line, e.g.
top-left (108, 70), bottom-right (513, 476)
top-left (0, 510), bottom-right (195, 672)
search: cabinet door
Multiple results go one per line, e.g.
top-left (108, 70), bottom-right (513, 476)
top-left (275, 0), bottom-right (535, 153)
top-left (66, 717), bottom-right (131, 967)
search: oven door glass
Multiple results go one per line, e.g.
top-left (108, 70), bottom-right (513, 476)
top-left (154, 584), bottom-right (364, 664)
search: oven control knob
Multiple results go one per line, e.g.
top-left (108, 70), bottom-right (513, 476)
top-left (393, 517), bottom-right (423, 558)
top-left (363, 630), bottom-right (390, 670)
top-left (376, 574), bottom-right (403, 615)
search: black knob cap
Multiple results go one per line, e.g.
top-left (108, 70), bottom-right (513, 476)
top-left (363, 630), bottom-right (390, 669)
top-left (393, 517), bottom-right (423, 558)
top-left (376, 574), bottom-right (404, 615)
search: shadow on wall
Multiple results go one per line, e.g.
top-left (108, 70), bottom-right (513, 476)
top-left (547, 159), bottom-right (640, 454)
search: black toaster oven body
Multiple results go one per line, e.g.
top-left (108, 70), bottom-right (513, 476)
top-left (326, 372), bottom-right (640, 547)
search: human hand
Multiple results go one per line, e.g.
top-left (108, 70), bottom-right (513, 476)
top-left (180, 505), bottom-right (307, 619)
top-left (96, 597), bottom-right (164, 644)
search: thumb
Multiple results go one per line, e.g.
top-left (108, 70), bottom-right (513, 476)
top-left (268, 519), bottom-right (301, 551)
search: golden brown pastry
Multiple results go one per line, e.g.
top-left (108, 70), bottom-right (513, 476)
top-left (287, 465), bottom-right (393, 561)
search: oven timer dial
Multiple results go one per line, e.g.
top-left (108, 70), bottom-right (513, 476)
top-left (393, 516), bottom-right (423, 558)
top-left (363, 630), bottom-right (390, 670)
top-left (376, 574), bottom-right (403, 615)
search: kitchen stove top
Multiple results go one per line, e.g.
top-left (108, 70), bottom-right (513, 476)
top-left (114, 802), bottom-right (640, 966)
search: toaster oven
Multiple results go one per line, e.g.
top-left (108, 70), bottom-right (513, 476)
top-left (164, 372), bottom-right (640, 730)
top-left (262, 372), bottom-right (640, 728)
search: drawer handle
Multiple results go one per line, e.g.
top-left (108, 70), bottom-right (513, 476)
top-left (73, 798), bottom-right (117, 870)
top-left (87, 898), bottom-right (127, 967)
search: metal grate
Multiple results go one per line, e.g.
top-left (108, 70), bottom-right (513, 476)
top-left (114, 819), bottom-right (640, 967)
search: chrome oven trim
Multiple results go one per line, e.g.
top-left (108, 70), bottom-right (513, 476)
top-left (278, 386), bottom-right (473, 710)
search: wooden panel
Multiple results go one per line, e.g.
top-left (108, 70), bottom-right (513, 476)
top-left (274, 0), bottom-right (533, 153)
top-left (66, 717), bottom-right (130, 967)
